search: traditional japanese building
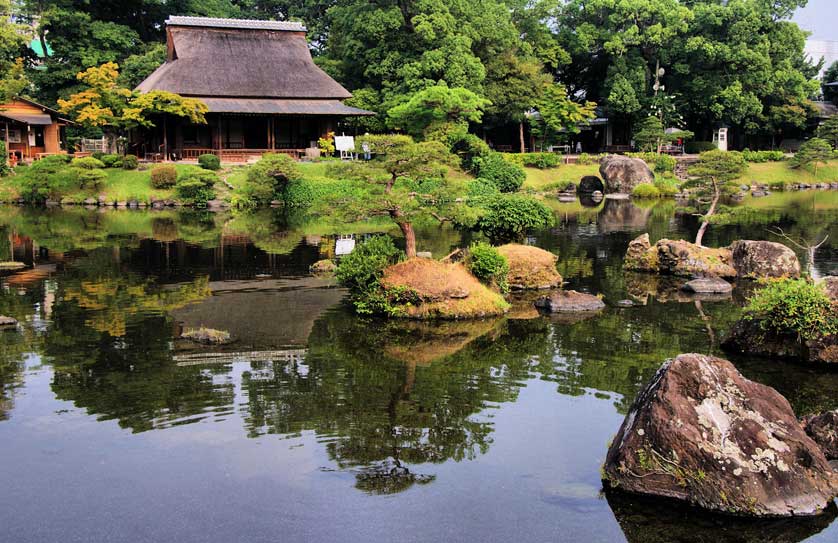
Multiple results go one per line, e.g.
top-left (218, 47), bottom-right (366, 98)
top-left (0, 97), bottom-right (71, 164)
top-left (134, 16), bottom-right (372, 161)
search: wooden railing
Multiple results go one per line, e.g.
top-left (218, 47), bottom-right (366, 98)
top-left (177, 148), bottom-right (307, 162)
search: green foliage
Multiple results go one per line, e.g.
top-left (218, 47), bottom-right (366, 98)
top-left (688, 151), bottom-right (748, 184)
top-left (238, 153), bottom-right (303, 206)
top-left (387, 84), bottom-right (490, 141)
top-left (0, 141), bottom-right (9, 176)
top-left (71, 156), bottom-right (105, 170)
top-left (466, 178), bottom-right (501, 201)
top-left (632, 184), bottom-right (661, 199)
top-left (654, 178), bottom-right (680, 197)
top-left (634, 117), bottom-right (666, 152)
top-left (76, 168), bottom-right (107, 189)
top-left (198, 154), bottom-right (221, 171)
top-left (745, 279), bottom-right (838, 341)
top-left (100, 154), bottom-right (123, 168)
top-left (474, 194), bottom-right (554, 242)
top-left (449, 132), bottom-right (490, 171)
top-left (466, 242), bottom-right (509, 293)
top-left (528, 83), bottom-right (597, 146)
top-left (741, 149), bottom-right (786, 163)
top-left (473, 153), bottom-right (526, 193)
top-left (176, 170), bottom-right (217, 207)
top-left (150, 164), bottom-right (178, 189)
top-left (335, 236), bottom-right (405, 315)
top-left (16, 157), bottom-right (78, 202)
top-left (790, 138), bottom-right (833, 174)
top-left (318, 132), bottom-right (335, 156)
top-left (654, 154), bottom-right (676, 174)
top-left (685, 142), bottom-right (718, 154)
top-left (818, 116), bottom-right (838, 149)
top-left (118, 43), bottom-right (167, 89)
top-left (504, 152), bottom-right (560, 169)
top-left (122, 154), bottom-right (138, 170)
top-left (576, 153), bottom-right (600, 165)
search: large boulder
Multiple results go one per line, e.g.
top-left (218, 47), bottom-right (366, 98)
top-left (730, 240), bottom-right (801, 279)
top-left (603, 353), bottom-right (838, 517)
top-left (496, 244), bottom-right (562, 290)
top-left (623, 234), bottom-right (658, 272)
top-left (821, 276), bottom-right (838, 301)
top-left (802, 410), bottom-right (838, 460)
top-left (380, 258), bottom-right (509, 319)
top-left (599, 155), bottom-right (655, 194)
top-left (624, 234), bottom-right (736, 278)
top-left (680, 277), bottom-right (732, 295)
top-left (578, 175), bottom-right (604, 193)
top-left (535, 290), bottom-right (605, 313)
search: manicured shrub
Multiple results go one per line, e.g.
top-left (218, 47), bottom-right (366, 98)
top-left (745, 278), bottom-right (838, 340)
top-left (631, 184), bottom-right (661, 199)
top-left (335, 235), bottom-right (405, 315)
top-left (77, 168), bottom-right (107, 189)
top-left (198, 153), bottom-right (221, 170)
top-left (91, 151), bottom-right (104, 161)
top-left (654, 178), bottom-right (679, 197)
top-left (467, 178), bottom-right (501, 201)
top-left (466, 242), bottom-right (509, 293)
top-left (71, 156), bottom-right (105, 169)
top-left (176, 170), bottom-right (218, 207)
top-left (17, 162), bottom-right (78, 202)
top-left (685, 141), bottom-right (717, 154)
top-left (654, 154), bottom-right (676, 173)
top-left (100, 154), bottom-right (122, 168)
top-left (242, 153), bottom-right (302, 204)
top-left (474, 194), bottom-right (554, 242)
top-left (576, 153), bottom-right (602, 165)
top-left (122, 154), bottom-right (139, 170)
top-left (150, 164), bottom-right (178, 188)
top-left (742, 149), bottom-right (785, 163)
top-left (449, 132), bottom-right (490, 171)
top-left (473, 152), bottom-right (526, 193)
top-left (354, 134), bottom-right (414, 155)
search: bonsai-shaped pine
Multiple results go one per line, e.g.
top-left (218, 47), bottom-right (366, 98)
top-left (633, 116), bottom-right (693, 153)
top-left (816, 117), bottom-right (838, 149)
top-left (321, 137), bottom-right (461, 258)
top-left (686, 150), bottom-right (747, 246)
top-left (789, 138), bottom-right (833, 177)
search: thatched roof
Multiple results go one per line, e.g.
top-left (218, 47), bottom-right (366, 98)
top-left (199, 97), bottom-right (373, 115)
top-left (137, 16), bottom-right (352, 102)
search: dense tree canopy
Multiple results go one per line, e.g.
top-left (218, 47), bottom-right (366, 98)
top-left (0, 0), bottom-right (825, 147)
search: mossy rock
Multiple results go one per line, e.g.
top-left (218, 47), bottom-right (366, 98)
top-left (497, 244), bottom-right (562, 290)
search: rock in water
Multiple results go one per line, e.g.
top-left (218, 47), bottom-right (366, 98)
top-left (802, 411), bottom-right (838, 460)
top-left (623, 234), bottom-right (658, 272)
top-left (497, 244), bottom-right (562, 290)
top-left (656, 239), bottom-right (736, 278)
top-left (730, 240), bottom-right (800, 279)
top-left (820, 276), bottom-right (838, 301)
top-left (599, 155), bottom-right (655, 194)
top-left (0, 315), bottom-right (18, 327)
top-left (680, 278), bottom-right (733, 294)
top-left (603, 353), bottom-right (838, 516)
top-left (578, 175), bottom-right (604, 193)
top-left (535, 290), bottom-right (605, 313)
top-left (309, 259), bottom-right (337, 275)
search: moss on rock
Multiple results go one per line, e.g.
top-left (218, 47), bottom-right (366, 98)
top-left (497, 244), bottom-right (563, 290)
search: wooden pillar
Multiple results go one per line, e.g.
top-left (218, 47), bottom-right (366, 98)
top-left (163, 115), bottom-right (168, 161)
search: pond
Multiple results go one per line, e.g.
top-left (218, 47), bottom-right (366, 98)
top-left (1, 194), bottom-right (837, 543)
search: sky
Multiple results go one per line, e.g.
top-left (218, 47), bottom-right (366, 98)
top-left (793, 0), bottom-right (835, 40)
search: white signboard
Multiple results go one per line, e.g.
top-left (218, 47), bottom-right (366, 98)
top-left (334, 135), bottom-right (355, 152)
top-left (335, 237), bottom-right (356, 256)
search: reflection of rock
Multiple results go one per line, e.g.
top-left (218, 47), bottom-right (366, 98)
top-left (181, 327), bottom-right (231, 345)
top-left (579, 175), bottom-right (604, 193)
top-left (722, 318), bottom-right (838, 365)
top-left (625, 273), bottom-right (732, 304)
top-left (506, 291), bottom-right (544, 320)
top-left (680, 278), bottom-right (732, 294)
top-left (535, 290), bottom-right (605, 313)
top-left (599, 155), bottom-right (655, 194)
top-left (382, 318), bottom-right (502, 365)
top-left (603, 353), bottom-right (838, 516)
top-left (579, 192), bottom-right (603, 207)
top-left (598, 199), bottom-right (651, 233)
top-left (624, 234), bottom-right (736, 278)
top-left (354, 460), bottom-right (435, 495)
top-left (309, 259), bottom-right (337, 276)
top-left (497, 244), bottom-right (562, 290)
top-left (606, 489), bottom-right (838, 543)
top-left (803, 410), bottom-right (838, 460)
top-left (731, 240), bottom-right (801, 279)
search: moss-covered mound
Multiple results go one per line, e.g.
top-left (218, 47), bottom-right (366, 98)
top-left (381, 258), bottom-right (510, 319)
top-left (497, 244), bottom-right (563, 290)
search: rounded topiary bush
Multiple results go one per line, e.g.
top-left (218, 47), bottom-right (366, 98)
top-left (685, 141), bottom-right (717, 154)
top-left (77, 169), bottom-right (107, 189)
top-left (475, 194), bottom-right (554, 243)
top-left (176, 170), bottom-right (218, 207)
top-left (100, 154), bottom-right (122, 168)
top-left (631, 184), bottom-right (661, 199)
top-left (71, 156), bottom-right (105, 169)
top-left (122, 154), bottom-right (139, 170)
top-left (466, 242), bottom-right (509, 293)
top-left (449, 132), bottom-right (490, 172)
top-left (198, 153), bottom-right (221, 171)
top-left (150, 164), bottom-right (178, 188)
top-left (473, 152), bottom-right (526, 193)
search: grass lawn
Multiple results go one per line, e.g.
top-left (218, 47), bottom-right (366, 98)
top-left (522, 164), bottom-right (601, 192)
top-left (735, 160), bottom-right (838, 186)
top-left (63, 164), bottom-right (205, 203)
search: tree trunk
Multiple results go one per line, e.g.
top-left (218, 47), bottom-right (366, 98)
top-left (519, 121), bottom-right (525, 154)
top-left (694, 178), bottom-right (719, 247)
top-left (398, 221), bottom-right (416, 258)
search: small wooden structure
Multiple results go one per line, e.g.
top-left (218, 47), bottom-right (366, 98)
top-left (0, 97), bottom-right (72, 164)
top-left (134, 16), bottom-right (373, 162)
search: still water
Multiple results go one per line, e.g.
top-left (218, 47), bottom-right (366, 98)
top-left (1, 194), bottom-right (837, 542)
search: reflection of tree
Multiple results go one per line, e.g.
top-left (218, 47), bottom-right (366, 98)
top-left (0, 283), bottom-right (45, 420)
top-left (241, 311), bottom-right (538, 494)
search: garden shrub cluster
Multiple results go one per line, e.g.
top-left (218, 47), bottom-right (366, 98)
top-left (473, 152), bottom-right (526, 193)
top-left (741, 149), bottom-right (785, 163)
top-left (335, 236), bottom-right (406, 315)
top-left (474, 194), bottom-right (554, 242)
top-left (198, 153), bottom-right (221, 171)
top-left (745, 278), bottom-right (838, 341)
top-left (654, 178), bottom-right (680, 196)
top-left (100, 154), bottom-right (122, 168)
top-left (576, 153), bottom-right (603, 165)
top-left (685, 141), bottom-right (717, 154)
top-left (449, 132), bottom-right (490, 171)
top-left (122, 154), bottom-right (138, 169)
top-left (16, 155), bottom-right (77, 202)
top-left (631, 184), bottom-right (661, 199)
top-left (503, 152), bottom-right (560, 169)
top-left (175, 169), bottom-right (217, 207)
top-left (466, 242), bottom-right (509, 293)
top-left (150, 164), bottom-right (178, 188)
top-left (236, 153), bottom-right (304, 207)
top-left (653, 154), bottom-right (676, 173)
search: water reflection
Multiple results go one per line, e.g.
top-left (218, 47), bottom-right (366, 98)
top-left (0, 198), bottom-right (836, 540)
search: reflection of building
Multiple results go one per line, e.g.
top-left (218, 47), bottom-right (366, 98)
top-left (0, 97), bottom-right (72, 163)
top-left (135, 16), bottom-right (373, 161)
